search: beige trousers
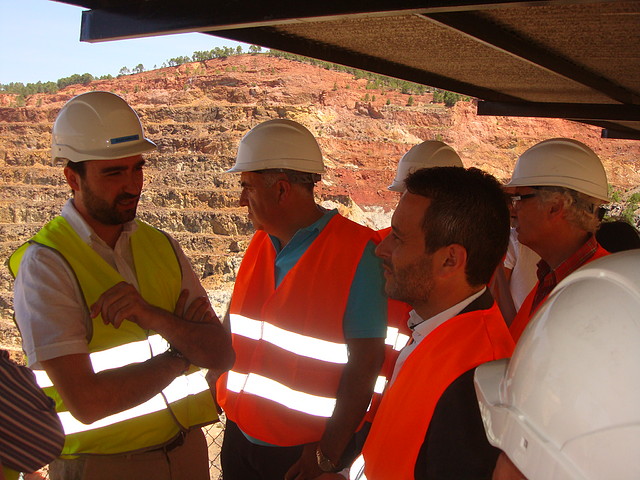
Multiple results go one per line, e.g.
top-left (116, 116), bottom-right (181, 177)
top-left (49, 428), bottom-right (209, 480)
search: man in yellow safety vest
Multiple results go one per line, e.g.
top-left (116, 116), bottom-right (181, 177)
top-left (9, 91), bottom-right (234, 480)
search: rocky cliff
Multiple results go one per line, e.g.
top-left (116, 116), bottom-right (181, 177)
top-left (2, 54), bottom-right (639, 356)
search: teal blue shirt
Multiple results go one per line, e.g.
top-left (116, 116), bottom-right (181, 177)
top-left (242, 209), bottom-right (387, 446)
top-left (269, 209), bottom-right (387, 339)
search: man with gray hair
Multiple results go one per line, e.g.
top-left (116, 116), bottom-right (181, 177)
top-left (506, 138), bottom-right (610, 342)
top-left (216, 119), bottom-right (387, 480)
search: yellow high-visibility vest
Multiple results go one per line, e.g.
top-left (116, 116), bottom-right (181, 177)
top-left (10, 216), bottom-right (218, 456)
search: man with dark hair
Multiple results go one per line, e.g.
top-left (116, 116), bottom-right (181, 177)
top-left (371, 140), bottom-right (465, 419)
top-left (343, 166), bottom-right (515, 479)
top-left (403, 166), bottom-right (511, 286)
top-left (9, 91), bottom-right (234, 480)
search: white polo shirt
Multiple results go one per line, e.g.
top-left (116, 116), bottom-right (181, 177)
top-left (389, 287), bottom-right (486, 385)
top-left (13, 199), bottom-right (208, 369)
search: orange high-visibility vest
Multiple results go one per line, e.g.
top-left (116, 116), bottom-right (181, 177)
top-left (362, 302), bottom-right (514, 480)
top-left (509, 244), bottom-right (609, 342)
top-left (217, 214), bottom-right (378, 446)
top-left (365, 227), bottom-right (412, 422)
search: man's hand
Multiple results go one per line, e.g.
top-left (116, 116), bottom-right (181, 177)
top-left (91, 283), bottom-right (234, 373)
top-left (174, 289), bottom-right (218, 324)
top-left (175, 288), bottom-right (227, 409)
top-left (285, 443), bottom-right (323, 480)
top-left (90, 281), bottom-right (158, 329)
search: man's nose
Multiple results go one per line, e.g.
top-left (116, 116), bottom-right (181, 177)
top-left (123, 174), bottom-right (142, 194)
top-left (375, 235), bottom-right (391, 259)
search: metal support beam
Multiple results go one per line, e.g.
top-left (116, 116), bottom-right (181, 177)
top-left (602, 129), bottom-right (640, 140)
top-left (77, 0), bottom-right (577, 42)
top-left (424, 11), bottom-right (640, 105)
top-left (78, 1), bottom-right (467, 42)
top-left (477, 101), bottom-right (640, 121)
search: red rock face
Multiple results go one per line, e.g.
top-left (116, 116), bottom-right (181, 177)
top-left (1, 54), bottom-right (639, 354)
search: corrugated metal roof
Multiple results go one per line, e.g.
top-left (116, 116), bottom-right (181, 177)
top-left (57, 0), bottom-right (640, 139)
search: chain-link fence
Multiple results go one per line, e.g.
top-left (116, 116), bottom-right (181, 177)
top-left (205, 416), bottom-right (225, 480)
top-left (23, 420), bottom-right (226, 480)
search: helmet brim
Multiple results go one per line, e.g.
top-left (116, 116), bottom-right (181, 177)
top-left (55, 138), bottom-right (157, 163)
top-left (504, 176), bottom-right (609, 202)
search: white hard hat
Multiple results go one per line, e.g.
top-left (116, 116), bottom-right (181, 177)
top-left (227, 119), bottom-right (324, 174)
top-left (52, 91), bottom-right (156, 163)
top-left (475, 250), bottom-right (640, 480)
top-left (505, 138), bottom-right (609, 202)
top-left (388, 140), bottom-right (463, 192)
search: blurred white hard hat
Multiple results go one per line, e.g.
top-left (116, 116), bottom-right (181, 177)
top-left (388, 140), bottom-right (462, 192)
top-left (475, 250), bottom-right (640, 479)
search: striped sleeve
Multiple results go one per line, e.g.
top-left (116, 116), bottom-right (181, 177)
top-left (0, 350), bottom-right (64, 473)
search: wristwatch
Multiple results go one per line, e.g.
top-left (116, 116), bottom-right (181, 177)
top-left (316, 445), bottom-right (339, 473)
top-left (165, 346), bottom-right (190, 375)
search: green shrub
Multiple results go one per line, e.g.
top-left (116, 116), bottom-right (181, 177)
top-left (432, 88), bottom-right (468, 107)
top-left (609, 185), bottom-right (622, 202)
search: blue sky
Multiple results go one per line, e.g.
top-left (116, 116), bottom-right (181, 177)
top-left (0, 0), bottom-right (248, 85)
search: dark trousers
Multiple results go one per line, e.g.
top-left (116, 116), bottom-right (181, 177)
top-left (221, 419), bottom-right (304, 480)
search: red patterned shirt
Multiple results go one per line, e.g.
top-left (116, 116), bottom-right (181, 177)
top-left (531, 235), bottom-right (600, 312)
top-left (0, 350), bottom-right (64, 473)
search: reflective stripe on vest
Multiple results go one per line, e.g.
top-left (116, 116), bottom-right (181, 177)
top-left (230, 313), bottom-right (349, 364)
top-left (365, 296), bottom-right (412, 423)
top-left (371, 325), bottom-right (411, 396)
top-left (33, 338), bottom-right (155, 388)
top-left (218, 214), bottom-right (377, 446)
top-left (56, 370), bottom-right (209, 435)
top-left (362, 302), bottom-right (514, 479)
top-left (10, 216), bottom-right (218, 455)
top-left (385, 325), bottom-right (411, 353)
top-left (226, 313), bottom-right (354, 418)
top-left (226, 371), bottom-right (336, 418)
top-left (32, 335), bottom-right (210, 435)
top-left (350, 454), bottom-right (367, 480)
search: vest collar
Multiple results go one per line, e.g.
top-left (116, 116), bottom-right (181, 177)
top-left (62, 199), bottom-right (138, 249)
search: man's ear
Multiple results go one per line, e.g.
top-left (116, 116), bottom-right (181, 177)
top-left (434, 244), bottom-right (468, 278)
top-left (546, 195), bottom-right (565, 218)
top-left (276, 178), bottom-right (292, 203)
top-left (63, 166), bottom-right (80, 192)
